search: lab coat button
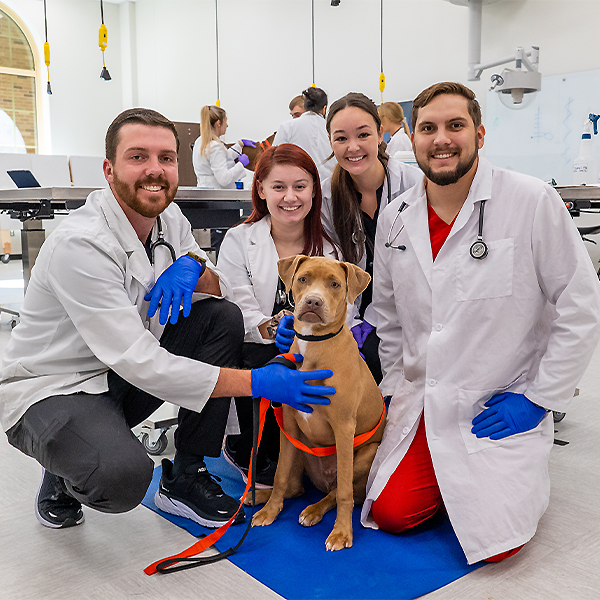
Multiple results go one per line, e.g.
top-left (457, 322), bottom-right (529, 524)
top-left (429, 379), bottom-right (437, 387)
top-left (402, 427), bottom-right (410, 435)
top-left (435, 323), bottom-right (443, 331)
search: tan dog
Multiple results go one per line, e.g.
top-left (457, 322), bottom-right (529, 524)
top-left (250, 255), bottom-right (385, 551)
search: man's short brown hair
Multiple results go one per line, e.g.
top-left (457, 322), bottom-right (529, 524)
top-left (411, 82), bottom-right (482, 131)
top-left (105, 108), bottom-right (179, 162)
top-left (289, 95), bottom-right (305, 112)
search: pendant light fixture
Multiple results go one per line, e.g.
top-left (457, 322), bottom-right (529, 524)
top-left (99, 0), bottom-right (111, 81)
top-left (43, 0), bottom-right (51, 94)
top-left (215, 0), bottom-right (220, 105)
top-left (379, 0), bottom-right (385, 101)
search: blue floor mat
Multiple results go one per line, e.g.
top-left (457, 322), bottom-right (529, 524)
top-left (142, 456), bottom-right (482, 600)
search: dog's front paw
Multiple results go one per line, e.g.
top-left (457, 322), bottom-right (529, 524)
top-left (325, 528), bottom-right (353, 551)
top-left (251, 505), bottom-right (280, 527)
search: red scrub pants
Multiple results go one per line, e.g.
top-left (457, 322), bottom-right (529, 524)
top-left (370, 416), bottom-right (523, 562)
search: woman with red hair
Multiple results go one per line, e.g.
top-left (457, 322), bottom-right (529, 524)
top-left (217, 143), bottom-right (339, 486)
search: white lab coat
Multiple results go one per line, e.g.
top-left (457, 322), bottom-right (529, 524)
top-left (321, 159), bottom-right (422, 327)
top-left (216, 216), bottom-right (341, 344)
top-left (361, 158), bottom-right (600, 564)
top-left (192, 138), bottom-right (247, 189)
top-left (0, 187), bottom-right (233, 432)
top-left (273, 111), bottom-right (336, 182)
top-left (385, 129), bottom-right (412, 155)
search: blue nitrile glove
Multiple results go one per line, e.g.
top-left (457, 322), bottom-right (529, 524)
top-left (351, 320), bottom-right (374, 349)
top-left (144, 255), bottom-right (204, 326)
top-left (237, 154), bottom-right (250, 167)
top-left (241, 139), bottom-right (257, 148)
top-left (471, 392), bottom-right (547, 440)
top-left (250, 353), bottom-right (334, 413)
top-left (276, 314), bottom-right (295, 353)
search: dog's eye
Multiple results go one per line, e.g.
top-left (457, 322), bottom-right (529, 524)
top-left (331, 281), bottom-right (340, 288)
top-left (298, 276), bottom-right (307, 284)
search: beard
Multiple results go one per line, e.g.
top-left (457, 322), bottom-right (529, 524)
top-left (417, 142), bottom-right (479, 187)
top-left (112, 172), bottom-right (176, 218)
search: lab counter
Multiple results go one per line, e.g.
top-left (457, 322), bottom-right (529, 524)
top-left (0, 186), bottom-right (252, 286)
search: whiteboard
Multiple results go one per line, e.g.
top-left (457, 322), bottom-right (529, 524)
top-left (484, 68), bottom-right (600, 186)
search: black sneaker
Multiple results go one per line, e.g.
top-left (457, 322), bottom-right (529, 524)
top-left (223, 438), bottom-right (277, 489)
top-left (35, 469), bottom-right (85, 529)
top-left (154, 459), bottom-right (244, 528)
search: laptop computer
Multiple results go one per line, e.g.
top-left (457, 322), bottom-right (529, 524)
top-left (7, 169), bottom-right (41, 188)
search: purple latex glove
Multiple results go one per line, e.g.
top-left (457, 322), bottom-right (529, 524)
top-left (275, 314), bottom-right (295, 353)
top-left (237, 154), bottom-right (250, 167)
top-left (471, 392), bottom-right (547, 440)
top-left (241, 139), bottom-right (257, 148)
top-left (351, 320), bottom-right (375, 349)
top-left (144, 255), bottom-right (204, 325)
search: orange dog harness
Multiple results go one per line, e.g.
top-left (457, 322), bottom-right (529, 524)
top-left (273, 396), bottom-right (386, 457)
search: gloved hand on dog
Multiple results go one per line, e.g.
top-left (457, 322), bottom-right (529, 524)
top-left (145, 255), bottom-right (205, 325)
top-left (241, 139), bottom-right (257, 148)
top-left (275, 314), bottom-right (296, 353)
top-left (351, 320), bottom-right (374, 349)
top-left (237, 154), bottom-right (250, 168)
top-left (251, 353), bottom-right (334, 413)
top-left (471, 392), bottom-right (547, 440)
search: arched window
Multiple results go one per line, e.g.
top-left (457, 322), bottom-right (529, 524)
top-left (0, 6), bottom-right (37, 153)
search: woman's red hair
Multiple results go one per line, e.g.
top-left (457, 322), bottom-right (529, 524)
top-left (246, 143), bottom-right (337, 258)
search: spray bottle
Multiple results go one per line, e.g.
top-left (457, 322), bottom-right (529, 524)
top-left (573, 113), bottom-right (600, 185)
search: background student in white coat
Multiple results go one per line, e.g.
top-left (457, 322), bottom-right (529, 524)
top-left (363, 82), bottom-right (600, 564)
top-left (378, 102), bottom-right (412, 156)
top-left (319, 92), bottom-right (421, 383)
top-left (192, 105), bottom-right (254, 189)
top-left (273, 87), bottom-right (334, 182)
top-left (217, 143), bottom-right (339, 486)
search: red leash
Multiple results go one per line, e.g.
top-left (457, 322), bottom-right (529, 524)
top-left (144, 397), bottom-right (270, 575)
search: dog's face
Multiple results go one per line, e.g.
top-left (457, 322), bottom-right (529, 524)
top-left (278, 256), bottom-right (371, 327)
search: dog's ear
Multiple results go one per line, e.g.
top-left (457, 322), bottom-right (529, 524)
top-left (277, 254), bottom-right (309, 292)
top-left (342, 262), bottom-right (371, 304)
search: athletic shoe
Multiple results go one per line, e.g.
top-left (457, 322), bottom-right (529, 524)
top-left (35, 469), bottom-right (85, 528)
top-left (154, 459), bottom-right (244, 528)
top-left (223, 437), bottom-right (277, 489)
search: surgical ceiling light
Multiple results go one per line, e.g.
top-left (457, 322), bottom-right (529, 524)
top-left (445, 0), bottom-right (541, 109)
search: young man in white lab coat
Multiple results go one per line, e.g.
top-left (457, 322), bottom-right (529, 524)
top-left (0, 109), bottom-right (334, 532)
top-left (362, 82), bottom-right (600, 564)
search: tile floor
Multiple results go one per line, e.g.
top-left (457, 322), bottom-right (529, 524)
top-left (1, 258), bottom-right (599, 600)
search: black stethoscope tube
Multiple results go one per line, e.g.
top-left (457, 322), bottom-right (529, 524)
top-left (385, 199), bottom-right (489, 260)
top-left (149, 215), bottom-right (176, 265)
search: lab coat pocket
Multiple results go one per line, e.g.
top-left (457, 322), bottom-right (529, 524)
top-left (458, 374), bottom-right (538, 454)
top-left (456, 237), bottom-right (514, 301)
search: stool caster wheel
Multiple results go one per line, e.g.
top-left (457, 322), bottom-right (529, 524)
top-left (141, 431), bottom-right (168, 455)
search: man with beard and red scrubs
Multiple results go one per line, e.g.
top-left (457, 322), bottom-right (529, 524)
top-left (0, 108), bottom-right (334, 534)
top-left (362, 82), bottom-right (600, 564)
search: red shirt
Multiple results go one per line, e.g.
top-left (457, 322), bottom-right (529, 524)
top-left (428, 203), bottom-right (457, 261)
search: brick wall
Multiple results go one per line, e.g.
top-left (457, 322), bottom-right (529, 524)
top-left (0, 8), bottom-right (37, 153)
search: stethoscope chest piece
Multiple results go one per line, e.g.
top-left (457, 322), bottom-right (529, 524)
top-left (469, 239), bottom-right (488, 260)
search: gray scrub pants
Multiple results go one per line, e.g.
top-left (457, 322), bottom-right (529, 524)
top-left (6, 298), bottom-right (244, 514)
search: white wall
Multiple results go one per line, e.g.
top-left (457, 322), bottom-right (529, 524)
top-left (6, 0), bottom-right (600, 170)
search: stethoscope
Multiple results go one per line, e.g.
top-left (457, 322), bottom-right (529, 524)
top-left (351, 170), bottom-right (393, 246)
top-left (149, 215), bottom-right (176, 265)
top-left (385, 199), bottom-right (489, 260)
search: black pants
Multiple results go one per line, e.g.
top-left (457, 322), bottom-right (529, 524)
top-left (6, 298), bottom-right (244, 514)
top-left (362, 328), bottom-right (383, 385)
top-left (227, 342), bottom-right (280, 470)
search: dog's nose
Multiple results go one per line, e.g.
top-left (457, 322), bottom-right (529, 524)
top-left (304, 295), bottom-right (322, 308)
